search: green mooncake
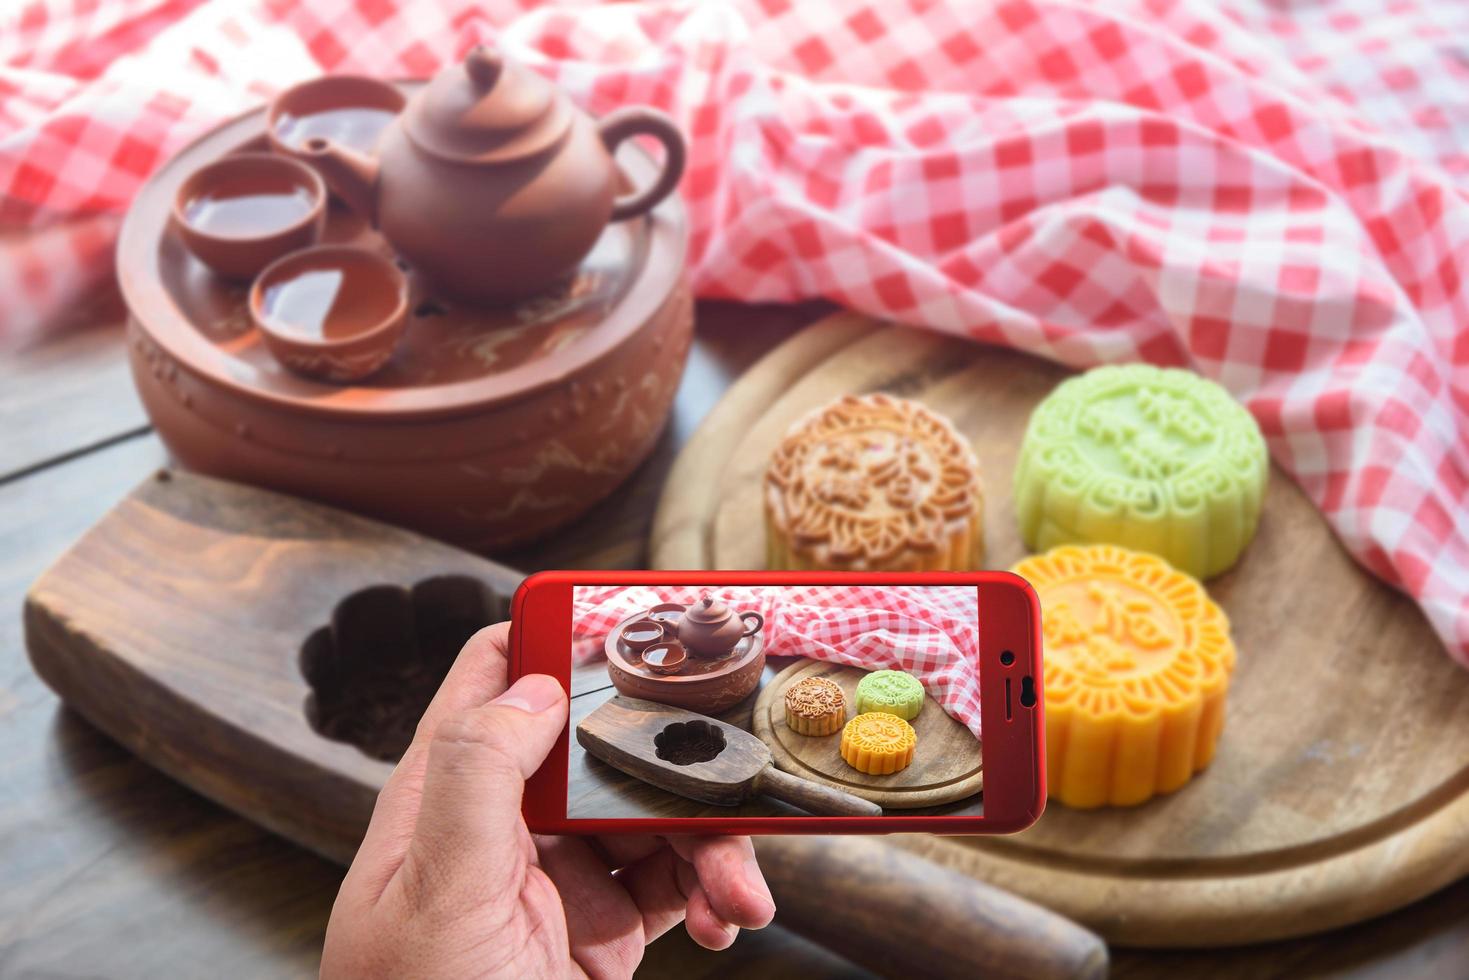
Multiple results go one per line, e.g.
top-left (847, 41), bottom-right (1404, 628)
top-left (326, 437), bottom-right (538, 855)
top-left (854, 669), bottom-right (925, 721)
top-left (1013, 364), bottom-right (1269, 579)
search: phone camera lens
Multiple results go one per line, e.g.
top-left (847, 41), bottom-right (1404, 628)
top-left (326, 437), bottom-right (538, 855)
top-left (1000, 650), bottom-right (1015, 666)
top-left (1020, 675), bottom-right (1037, 708)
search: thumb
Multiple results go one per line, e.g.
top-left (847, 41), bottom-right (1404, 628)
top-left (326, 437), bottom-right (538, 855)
top-left (400, 673), bottom-right (567, 913)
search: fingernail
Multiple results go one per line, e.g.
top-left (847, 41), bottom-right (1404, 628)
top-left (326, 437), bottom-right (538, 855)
top-left (491, 674), bottom-right (564, 714)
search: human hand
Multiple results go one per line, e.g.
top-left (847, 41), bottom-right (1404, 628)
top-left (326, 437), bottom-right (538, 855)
top-left (321, 622), bottom-right (776, 978)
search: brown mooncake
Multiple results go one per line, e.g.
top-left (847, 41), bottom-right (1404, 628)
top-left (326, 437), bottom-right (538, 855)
top-left (765, 394), bottom-right (983, 570)
top-left (783, 676), bottom-right (847, 735)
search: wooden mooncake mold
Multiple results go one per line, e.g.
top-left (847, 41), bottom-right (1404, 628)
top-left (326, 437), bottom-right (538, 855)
top-left (854, 669), bottom-right (924, 721)
top-left (1014, 544), bottom-right (1238, 808)
top-left (840, 711), bottom-right (918, 775)
top-left (1013, 364), bottom-right (1268, 579)
top-left (765, 394), bottom-right (983, 571)
top-left (783, 676), bottom-right (847, 735)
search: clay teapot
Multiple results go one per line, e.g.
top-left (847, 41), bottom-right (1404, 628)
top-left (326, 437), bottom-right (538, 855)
top-left (298, 45), bottom-right (686, 305)
top-left (677, 593), bottom-right (764, 659)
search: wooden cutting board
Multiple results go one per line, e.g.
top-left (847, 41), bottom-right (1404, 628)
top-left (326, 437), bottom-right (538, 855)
top-left (649, 311), bottom-right (1469, 947)
top-left (751, 659), bottom-right (983, 810)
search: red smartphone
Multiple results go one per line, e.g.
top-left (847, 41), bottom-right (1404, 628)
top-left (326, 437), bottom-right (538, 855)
top-left (512, 570), bottom-right (1044, 835)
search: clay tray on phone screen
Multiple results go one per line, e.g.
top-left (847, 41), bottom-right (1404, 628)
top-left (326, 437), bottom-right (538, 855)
top-left (118, 81), bottom-right (693, 551)
top-left (602, 606), bottom-right (766, 715)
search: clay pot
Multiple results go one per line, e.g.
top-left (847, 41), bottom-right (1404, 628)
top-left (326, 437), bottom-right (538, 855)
top-left (250, 245), bottom-right (409, 382)
top-left (605, 611), bottom-right (764, 714)
top-left (173, 153), bottom-right (325, 280)
top-left (676, 593), bottom-right (765, 659)
top-left (293, 46), bottom-right (686, 304)
top-left (119, 88), bottom-right (691, 552)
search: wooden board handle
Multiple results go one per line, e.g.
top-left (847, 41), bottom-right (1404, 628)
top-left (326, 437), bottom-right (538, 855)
top-left (754, 836), bottom-right (1107, 980)
top-left (755, 766), bottom-right (883, 816)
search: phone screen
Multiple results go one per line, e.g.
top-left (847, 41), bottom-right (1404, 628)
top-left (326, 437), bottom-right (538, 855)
top-left (516, 571), bottom-right (1043, 835)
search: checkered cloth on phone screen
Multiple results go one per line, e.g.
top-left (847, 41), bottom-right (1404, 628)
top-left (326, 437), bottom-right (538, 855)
top-left (3, 0), bottom-right (1466, 668)
top-left (574, 585), bottom-right (983, 736)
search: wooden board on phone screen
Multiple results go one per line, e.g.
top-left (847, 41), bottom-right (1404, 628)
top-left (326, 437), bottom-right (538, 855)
top-left (751, 659), bottom-right (983, 810)
top-left (649, 311), bottom-right (1469, 948)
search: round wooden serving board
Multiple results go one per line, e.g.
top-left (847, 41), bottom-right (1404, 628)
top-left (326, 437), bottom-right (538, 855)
top-left (752, 659), bottom-right (983, 810)
top-left (650, 312), bottom-right (1469, 947)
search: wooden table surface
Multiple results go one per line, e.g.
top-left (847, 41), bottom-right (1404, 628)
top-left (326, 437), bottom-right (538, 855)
top-left (3, 287), bottom-right (1468, 978)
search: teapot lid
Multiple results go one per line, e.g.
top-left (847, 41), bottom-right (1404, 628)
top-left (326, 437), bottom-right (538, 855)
top-left (685, 593), bottom-right (732, 624)
top-left (404, 45), bottom-right (572, 163)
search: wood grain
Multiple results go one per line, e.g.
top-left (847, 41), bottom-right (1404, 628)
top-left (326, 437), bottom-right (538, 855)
top-left (25, 469), bottom-right (524, 864)
top-left (751, 659), bottom-right (983, 810)
top-left (576, 695), bottom-right (881, 816)
top-left (649, 312), bottom-right (1469, 947)
top-left (0, 284), bottom-right (148, 481)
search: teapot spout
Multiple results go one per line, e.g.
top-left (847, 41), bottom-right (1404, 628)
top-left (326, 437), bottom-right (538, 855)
top-left (300, 137), bottom-right (380, 227)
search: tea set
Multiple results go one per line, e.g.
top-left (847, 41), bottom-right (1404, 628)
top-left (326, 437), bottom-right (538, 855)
top-left (604, 594), bottom-right (769, 713)
top-left (172, 45), bottom-right (685, 383)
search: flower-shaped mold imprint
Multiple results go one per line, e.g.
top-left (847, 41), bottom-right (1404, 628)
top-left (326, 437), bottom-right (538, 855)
top-left (300, 575), bottom-right (508, 761)
top-left (1013, 364), bottom-right (1268, 579)
top-left (1014, 544), bottom-right (1237, 808)
top-left (840, 711), bottom-right (917, 775)
top-left (765, 393), bottom-right (983, 571)
top-left (654, 720), bottom-right (727, 766)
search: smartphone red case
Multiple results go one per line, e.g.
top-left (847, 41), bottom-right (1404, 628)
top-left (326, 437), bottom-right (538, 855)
top-left (513, 570), bottom-right (1045, 835)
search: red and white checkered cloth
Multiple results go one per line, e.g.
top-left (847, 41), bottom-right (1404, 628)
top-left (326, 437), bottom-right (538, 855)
top-left (3, 0), bottom-right (1467, 666)
top-left (574, 585), bottom-right (982, 734)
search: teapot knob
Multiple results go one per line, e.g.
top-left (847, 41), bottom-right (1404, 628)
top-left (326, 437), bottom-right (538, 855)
top-left (465, 45), bottom-right (503, 90)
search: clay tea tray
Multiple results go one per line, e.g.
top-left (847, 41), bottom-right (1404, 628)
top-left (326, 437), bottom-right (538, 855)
top-left (604, 607), bottom-right (763, 678)
top-left (752, 660), bottom-right (983, 811)
top-left (650, 312), bottom-right (1469, 947)
top-left (119, 82), bottom-right (693, 550)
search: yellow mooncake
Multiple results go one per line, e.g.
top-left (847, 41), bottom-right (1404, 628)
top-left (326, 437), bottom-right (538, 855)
top-left (1014, 544), bottom-right (1237, 808)
top-left (840, 711), bottom-right (917, 775)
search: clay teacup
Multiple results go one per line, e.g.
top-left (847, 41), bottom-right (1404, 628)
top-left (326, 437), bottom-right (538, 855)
top-left (639, 642), bottom-right (687, 676)
top-left (646, 603), bottom-right (685, 628)
top-left (173, 153), bottom-right (326, 280)
top-left (249, 245), bottom-right (409, 383)
top-left (617, 617), bottom-right (668, 655)
top-left (267, 76), bottom-right (406, 192)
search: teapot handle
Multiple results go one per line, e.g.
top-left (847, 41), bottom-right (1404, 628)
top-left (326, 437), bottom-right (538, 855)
top-left (739, 611), bottom-right (764, 638)
top-left (599, 107), bottom-right (687, 222)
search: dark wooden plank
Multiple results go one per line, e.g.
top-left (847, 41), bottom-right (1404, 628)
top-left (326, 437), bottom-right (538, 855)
top-left (0, 434), bottom-right (341, 978)
top-left (0, 284), bottom-right (148, 481)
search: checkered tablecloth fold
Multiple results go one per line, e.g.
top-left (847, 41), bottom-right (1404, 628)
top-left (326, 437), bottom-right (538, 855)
top-left (574, 585), bottom-right (983, 736)
top-left (3, 0), bottom-right (1466, 665)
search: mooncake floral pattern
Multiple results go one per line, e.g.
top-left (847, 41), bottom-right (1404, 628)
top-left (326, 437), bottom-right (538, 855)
top-left (1014, 364), bottom-right (1269, 579)
top-left (1016, 545), bottom-right (1235, 723)
top-left (840, 711), bottom-right (918, 775)
top-left (765, 394), bottom-right (983, 570)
